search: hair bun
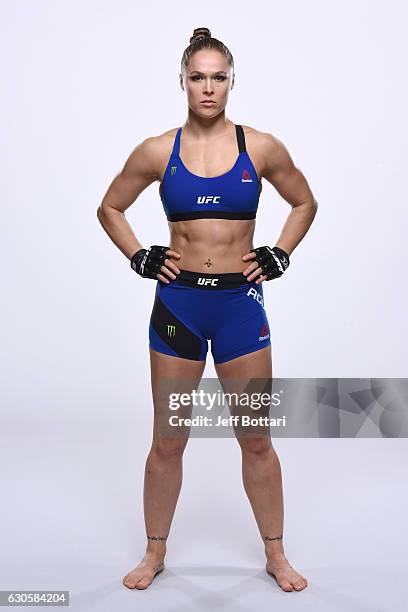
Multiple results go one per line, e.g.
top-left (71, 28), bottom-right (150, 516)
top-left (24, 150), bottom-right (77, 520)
top-left (190, 27), bottom-right (211, 44)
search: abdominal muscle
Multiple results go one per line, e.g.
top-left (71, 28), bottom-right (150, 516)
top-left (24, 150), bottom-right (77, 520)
top-left (168, 218), bottom-right (256, 274)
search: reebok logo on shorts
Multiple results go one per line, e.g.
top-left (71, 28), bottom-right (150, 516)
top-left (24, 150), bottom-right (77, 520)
top-left (259, 323), bottom-right (269, 341)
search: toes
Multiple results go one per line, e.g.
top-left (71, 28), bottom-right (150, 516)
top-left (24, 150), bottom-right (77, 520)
top-left (123, 571), bottom-right (158, 590)
top-left (123, 573), bottom-right (145, 589)
top-left (280, 581), bottom-right (294, 591)
top-left (293, 577), bottom-right (308, 590)
top-left (134, 577), bottom-right (151, 590)
top-left (266, 566), bottom-right (308, 592)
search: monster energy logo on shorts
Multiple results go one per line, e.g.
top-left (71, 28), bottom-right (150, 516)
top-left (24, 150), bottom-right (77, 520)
top-left (167, 324), bottom-right (176, 337)
top-left (171, 165), bottom-right (177, 175)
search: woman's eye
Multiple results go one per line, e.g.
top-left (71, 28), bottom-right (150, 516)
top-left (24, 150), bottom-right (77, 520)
top-left (190, 75), bottom-right (227, 81)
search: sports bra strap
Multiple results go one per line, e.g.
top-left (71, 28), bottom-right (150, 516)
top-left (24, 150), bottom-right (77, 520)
top-left (171, 127), bottom-right (182, 157)
top-left (235, 124), bottom-right (246, 153)
top-left (171, 124), bottom-right (246, 158)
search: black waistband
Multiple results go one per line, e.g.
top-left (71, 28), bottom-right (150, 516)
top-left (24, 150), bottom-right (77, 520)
top-left (169, 269), bottom-right (250, 289)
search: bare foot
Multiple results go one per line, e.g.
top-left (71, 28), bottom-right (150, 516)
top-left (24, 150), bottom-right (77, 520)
top-left (123, 552), bottom-right (165, 590)
top-left (266, 553), bottom-right (308, 592)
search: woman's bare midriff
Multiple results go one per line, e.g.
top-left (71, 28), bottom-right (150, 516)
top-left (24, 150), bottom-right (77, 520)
top-left (168, 218), bottom-right (255, 273)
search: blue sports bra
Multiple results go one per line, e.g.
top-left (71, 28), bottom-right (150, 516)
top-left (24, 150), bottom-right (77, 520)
top-left (159, 124), bottom-right (262, 221)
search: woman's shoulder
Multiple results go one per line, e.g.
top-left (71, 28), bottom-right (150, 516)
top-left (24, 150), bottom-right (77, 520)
top-left (131, 127), bottom-right (179, 177)
top-left (241, 124), bottom-right (289, 165)
top-left (145, 127), bottom-right (179, 148)
top-left (241, 124), bottom-right (285, 149)
top-left (239, 124), bottom-right (291, 179)
top-left (118, 127), bottom-right (178, 183)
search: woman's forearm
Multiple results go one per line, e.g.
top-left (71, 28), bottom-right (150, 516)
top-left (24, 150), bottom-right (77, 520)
top-left (274, 199), bottom-right (318, 256)
top-left (97, 204), bottom-right (144, 260)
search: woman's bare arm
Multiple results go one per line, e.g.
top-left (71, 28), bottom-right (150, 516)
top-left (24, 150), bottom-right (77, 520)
top-left (97, 136), bottom-right (181, 280)
top-left (97, 137), bottom-right (161, 259)
top-left (260, 133), bottom-right (318, 255)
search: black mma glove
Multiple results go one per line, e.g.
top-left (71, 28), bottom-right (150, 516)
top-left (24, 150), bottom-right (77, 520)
top-left (252, 246), bottom-right (290, 280)
top-left (130, 245), bottom-right (169, 279)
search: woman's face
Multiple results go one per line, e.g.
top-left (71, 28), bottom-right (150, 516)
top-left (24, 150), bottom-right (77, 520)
top-left (180, 49), bottom-right (234, 117)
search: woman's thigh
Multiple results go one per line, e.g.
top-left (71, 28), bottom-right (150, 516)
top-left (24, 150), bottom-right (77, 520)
top-left (214, 345), bottom-right (273, 448)
top-left (214, 344), bottom-right (272, 379)
top-left (150, 348), bottom-right (206, 447)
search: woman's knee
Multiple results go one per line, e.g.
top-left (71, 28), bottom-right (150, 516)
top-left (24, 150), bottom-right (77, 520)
top-left (238, 436), bottom-right (273, 456)
top-left (152, 436), bottom-right (188, 459)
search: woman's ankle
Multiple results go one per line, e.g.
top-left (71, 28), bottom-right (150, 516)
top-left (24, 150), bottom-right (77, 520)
top-left (145, 534), bottom-right (168, 556)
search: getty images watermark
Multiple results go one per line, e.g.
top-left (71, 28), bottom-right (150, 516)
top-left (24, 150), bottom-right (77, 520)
top-left (168, 386), bottom-right (285, 430)
top-left (152, 378), bottom-right (408, 438)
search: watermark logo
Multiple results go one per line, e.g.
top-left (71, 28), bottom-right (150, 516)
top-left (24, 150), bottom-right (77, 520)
top-left (154, 377), bottom-right (408, 439)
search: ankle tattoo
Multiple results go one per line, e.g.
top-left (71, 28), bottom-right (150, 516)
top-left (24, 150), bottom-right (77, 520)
top-left (263, 534), bottom-right (283, 542)
top-left (147, 534), bottom-right (168, 542)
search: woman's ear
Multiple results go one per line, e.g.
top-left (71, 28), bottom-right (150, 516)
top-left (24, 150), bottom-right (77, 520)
top-left (179, 73), bottom-right (184, 91)
top-left (231, 73), bottom-right (235, 90)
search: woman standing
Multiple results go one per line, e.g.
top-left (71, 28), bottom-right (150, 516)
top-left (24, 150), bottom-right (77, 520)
top-left (97, 27), bottom-right (317, 592)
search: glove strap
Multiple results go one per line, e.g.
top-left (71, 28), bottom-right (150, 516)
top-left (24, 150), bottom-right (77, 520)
top-left (272, 246), bottom-right (290, 270)
top-left (130, 248), bottom-right (148, 275)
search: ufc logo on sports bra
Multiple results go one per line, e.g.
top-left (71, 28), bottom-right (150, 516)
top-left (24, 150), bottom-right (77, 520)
top-left (197, 196), bottom-right (221, 204)
top-left (197, 277), bottom-right (219, 286)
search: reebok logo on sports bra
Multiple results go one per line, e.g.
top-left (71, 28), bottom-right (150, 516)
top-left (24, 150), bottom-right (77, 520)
top-left (159, 124), bottom-right (261, 222)
top-left (242, 169), bottom-right (253, 182)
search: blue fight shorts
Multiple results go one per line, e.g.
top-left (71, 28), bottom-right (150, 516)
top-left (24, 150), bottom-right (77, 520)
top-left (149, 269), bottom-right (271, 364)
